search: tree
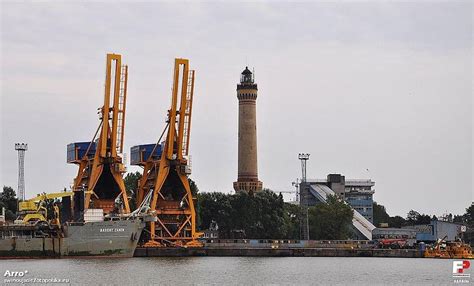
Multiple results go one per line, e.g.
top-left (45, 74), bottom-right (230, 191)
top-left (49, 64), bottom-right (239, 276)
top-left (196, 189), bottom-right (293, 239)
top-left (282, 202), bottom-right (302, 239)
top-left (0, 186), bottom-right (18, 221)
top-left (252, 190), bottom-right (286, 238)
top-left (123, 171), bottom-right (142, 210)
top-left (465, 203), bottom-right (474, 226)
top-left (407, 210), bottom-right (420, 223)
top-left (406, 210), bottom-right (431, 225)
top-left (308, 195), bottom-right (353, 240)
top-left (124, 171), bottom-right (142, 194)
top-left (417, 214), bottom-right (431, 224)
top-left (453, 215), bottom-right (464, 224)
top-left (188, 178), bottom-right (199, 196)
top-left (373, 201), bottom-right (390, 226)
top-left (372, 201), bottom-right (408, 227)
top-left (197, 191), bottom-right (233, 236)
top-left (388, 216), bottom-right (406, 228)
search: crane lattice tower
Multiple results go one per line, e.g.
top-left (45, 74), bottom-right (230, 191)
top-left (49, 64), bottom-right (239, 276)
top-left (15, 143), bottom-right (28, 201)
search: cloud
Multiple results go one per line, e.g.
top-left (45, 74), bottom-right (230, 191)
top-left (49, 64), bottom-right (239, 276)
top-left (1, 1), bottom-right (472, 216)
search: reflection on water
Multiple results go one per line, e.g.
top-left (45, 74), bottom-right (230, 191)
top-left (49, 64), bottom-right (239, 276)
top-left (0, 257), bottom-right (458, 285)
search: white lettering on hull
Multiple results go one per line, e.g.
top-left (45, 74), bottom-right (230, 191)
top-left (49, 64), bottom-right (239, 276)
top-left (99, 228), bottom-right (125, 233)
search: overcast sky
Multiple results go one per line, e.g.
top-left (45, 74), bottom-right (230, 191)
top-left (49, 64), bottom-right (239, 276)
top-left (1, 1), bottom-right (472, 217)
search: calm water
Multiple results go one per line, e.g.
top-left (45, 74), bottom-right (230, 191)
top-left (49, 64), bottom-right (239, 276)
top-left (0, 257), bottom-right (466, 285)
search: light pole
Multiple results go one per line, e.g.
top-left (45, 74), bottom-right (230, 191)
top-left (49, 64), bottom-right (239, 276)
top-left (15, 143), bottom-right (28, 202)
top-left (298, 153), bottom-right (310, 240)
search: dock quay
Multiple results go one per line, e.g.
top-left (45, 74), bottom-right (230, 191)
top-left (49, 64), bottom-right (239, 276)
top-left (134, 247), bottom-right (421, 258)
top-left (134, 239), bottom-right (423, 258)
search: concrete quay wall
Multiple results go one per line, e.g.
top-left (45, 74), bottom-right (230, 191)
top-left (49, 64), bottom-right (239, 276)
top-left (134, 247), bottom-right (422, 258)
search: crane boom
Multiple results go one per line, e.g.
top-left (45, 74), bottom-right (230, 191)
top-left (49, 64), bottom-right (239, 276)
top-left (25, 192), bottom-right (74, 202)
top-left (68, 53), bottom-right (130, 214)
top-left (131, 58), bottom-right (201, 247)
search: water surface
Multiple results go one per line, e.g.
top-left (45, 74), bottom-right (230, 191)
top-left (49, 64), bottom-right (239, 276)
top-left (0, 257), bottom-right (463, 285)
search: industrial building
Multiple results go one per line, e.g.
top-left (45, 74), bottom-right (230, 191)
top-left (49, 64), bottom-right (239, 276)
top-left (233, 67), bottom-right (263, 193)
top-left (403, 220), bottom-right (466, 242)
top-left (305, 174), bottom-right (375, 223)
top-left (300, 174), bottom-right (376, 240)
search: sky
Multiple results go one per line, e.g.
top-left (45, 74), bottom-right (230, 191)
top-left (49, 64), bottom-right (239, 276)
top-left (0, 1), bottom-right (472, 217)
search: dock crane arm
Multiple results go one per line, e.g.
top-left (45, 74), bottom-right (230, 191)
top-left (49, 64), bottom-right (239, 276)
top-left (69, 54), bottom-right (130, 214)
top-left (133, 58), bottom-right (200, 247)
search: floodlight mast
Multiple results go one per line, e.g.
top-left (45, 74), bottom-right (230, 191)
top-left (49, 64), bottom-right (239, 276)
top-left (15, 143), bottom-right (28, 202)
top-left (298, 153), bottom-right (310, 240)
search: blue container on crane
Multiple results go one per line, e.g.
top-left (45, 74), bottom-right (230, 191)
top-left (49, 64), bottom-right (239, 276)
top-left (67, 142), bottom-right (96, 163)
top-left (130, 144), bottom-right (163, 165)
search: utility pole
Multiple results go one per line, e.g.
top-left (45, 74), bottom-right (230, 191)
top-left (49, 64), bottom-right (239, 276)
top-left (298, 153), bottom-right (310, 240)
top-left (15, 143), bottom-right (28, 201)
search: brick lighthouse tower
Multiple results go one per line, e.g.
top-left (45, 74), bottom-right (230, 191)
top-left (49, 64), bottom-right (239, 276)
top-left (233, 67), bottom-right (263, 193)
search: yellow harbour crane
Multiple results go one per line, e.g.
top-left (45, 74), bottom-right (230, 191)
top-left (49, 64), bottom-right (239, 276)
top-left (17, 191), bottom-right (74, 225)
top-left (131, 58), bottom-right (201, 247)
top-left (67, 53), bottom-right (130, 214)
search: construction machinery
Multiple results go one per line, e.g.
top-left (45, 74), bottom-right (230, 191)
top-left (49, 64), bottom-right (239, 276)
top-left (424, 235), bottom-right (474, 259)
top-left (131, 58), bottom-right (201, 247)
top-left (16, 191), bottom-right (73, 226)
top-left (67, 53), bottom-right (130, 214)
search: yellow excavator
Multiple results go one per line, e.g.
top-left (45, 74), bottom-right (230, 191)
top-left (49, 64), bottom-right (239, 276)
top-left (17, 192), bottom-right (74, 226)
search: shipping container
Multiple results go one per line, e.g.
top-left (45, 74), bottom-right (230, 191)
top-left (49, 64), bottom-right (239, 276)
top-left (130, 144), bottom-right (162, 165)
top-left (67, 142), bottom-right (96, 163)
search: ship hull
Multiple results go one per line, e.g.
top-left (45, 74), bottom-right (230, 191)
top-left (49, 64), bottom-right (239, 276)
top-left (0, 219), bottom-right (143, 258)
